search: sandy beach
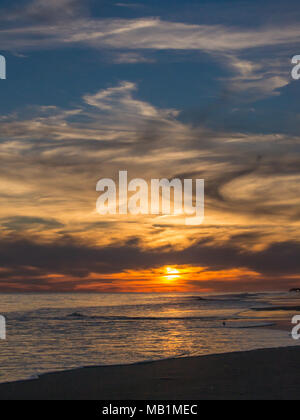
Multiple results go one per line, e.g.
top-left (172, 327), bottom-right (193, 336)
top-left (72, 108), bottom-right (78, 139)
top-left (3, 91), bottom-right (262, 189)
top-left (0, 346), bottom-right (299, 400)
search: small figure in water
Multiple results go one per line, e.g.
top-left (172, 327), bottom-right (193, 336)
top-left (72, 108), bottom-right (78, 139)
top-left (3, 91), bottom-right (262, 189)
top-left (223, 321), bottom-right (226, 327)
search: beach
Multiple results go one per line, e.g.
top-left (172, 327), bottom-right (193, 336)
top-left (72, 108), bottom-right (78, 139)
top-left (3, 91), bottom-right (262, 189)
top-left (0, 346), bottom-right (300, 400)
top-left (0, 292), bottom-right (299, 386)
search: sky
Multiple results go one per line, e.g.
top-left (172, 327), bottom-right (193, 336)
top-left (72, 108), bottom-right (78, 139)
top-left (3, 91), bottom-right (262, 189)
top-left (0, 0), bottom-right (300, 292)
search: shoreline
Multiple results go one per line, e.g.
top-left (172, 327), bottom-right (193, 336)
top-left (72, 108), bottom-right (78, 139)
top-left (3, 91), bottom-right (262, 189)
top-left (0, 320), bottom-right (294, 386)
top-left (1, 345), bottom-right (300, 400)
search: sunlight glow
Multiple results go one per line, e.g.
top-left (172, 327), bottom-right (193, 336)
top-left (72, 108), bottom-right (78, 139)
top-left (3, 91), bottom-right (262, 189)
top-left (163, 266), bottom-right (181, 282)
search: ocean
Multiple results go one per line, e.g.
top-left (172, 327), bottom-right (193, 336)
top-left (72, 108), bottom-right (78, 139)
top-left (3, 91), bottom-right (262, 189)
top-left (0, 292), bottom-right (299, 384)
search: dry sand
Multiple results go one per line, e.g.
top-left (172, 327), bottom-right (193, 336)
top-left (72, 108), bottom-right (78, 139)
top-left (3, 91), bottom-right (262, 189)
top-left (0, 346), bottom-right (300, 400)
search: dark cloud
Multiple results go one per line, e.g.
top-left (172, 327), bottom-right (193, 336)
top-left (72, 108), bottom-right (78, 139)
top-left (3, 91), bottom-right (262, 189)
top-left (0, 236), bottom-right (299, 291)
top-left (1, 216), bottom-right (64, 231)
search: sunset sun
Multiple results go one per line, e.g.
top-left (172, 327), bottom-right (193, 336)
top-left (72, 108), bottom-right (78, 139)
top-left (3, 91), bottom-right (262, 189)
top-left (163, 266), bottom-right (181, 282)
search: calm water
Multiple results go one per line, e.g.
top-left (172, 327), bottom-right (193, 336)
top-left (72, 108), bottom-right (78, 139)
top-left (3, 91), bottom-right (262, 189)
top-left (0, 292), bottom-right (299, 383)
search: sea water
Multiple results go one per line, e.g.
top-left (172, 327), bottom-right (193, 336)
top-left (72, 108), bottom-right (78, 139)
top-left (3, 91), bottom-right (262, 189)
top-left (0, 292), bottom-right (299, 383)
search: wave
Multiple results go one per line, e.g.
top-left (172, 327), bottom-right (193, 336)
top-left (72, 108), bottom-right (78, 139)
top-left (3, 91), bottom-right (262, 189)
top-left (66, 313), bottom-right (233, 321)
top-left (225, 322), bottom-right (276, 329)
top-left (252, 306), bottom-right (300, 312)
top-left (190, 293), bottom-right (261, 302)
top-left (65, 313), bottom-right (276, 330)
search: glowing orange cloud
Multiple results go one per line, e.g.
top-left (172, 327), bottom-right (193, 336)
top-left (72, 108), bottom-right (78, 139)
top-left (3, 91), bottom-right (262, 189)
top-left (71, 265), bottom-right (261, 293)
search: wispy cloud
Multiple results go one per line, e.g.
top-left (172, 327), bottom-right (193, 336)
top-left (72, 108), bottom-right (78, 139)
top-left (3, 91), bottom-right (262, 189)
top-left (0, 81), bottom-right (299, 244)
top-left (3, 0), bottom-right (88, 23)
top-left (1, 0), bottom-right (298, 98)
top-left (111, 52), bottom-right (155, 64)
top-left (221, 54), bottom-right (290, 98)
top-left (2, 16), bottom-right (300, 52)
top-left (0, 0), bottom-right (299, 291)
top-left (115, 3), bottom-right (146, 9)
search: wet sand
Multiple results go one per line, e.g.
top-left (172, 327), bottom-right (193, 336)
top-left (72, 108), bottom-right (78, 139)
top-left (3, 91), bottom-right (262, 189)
top-left (0, 346), bottom-right (300, 400)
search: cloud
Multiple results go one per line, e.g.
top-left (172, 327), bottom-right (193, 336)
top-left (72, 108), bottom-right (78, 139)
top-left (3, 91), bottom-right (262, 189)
top-left (0, 0), bottom-right (300, 54)
top-left (0, 78), bottom-right (298, 290)
top-left (111, 52), bottom-right (155, 64)
top-left (217, 54), bottom-right (289, 99)
top-left (83, 81), bottom-right (179, 120)
top-left (0, 79), bottom-right (299, 266)
top-left (1, 1), bottom-right (298, 98)
top-left (0, 235), bottom-right (299, 292)
top-left (0, 216), bottom-right (64, 232)
top-left (0, 81), bottom-right (299, 231)
top-left (2, 17), bottom-right (300, 52)
top-left (0, 1), bottom-right (299, 291)
top-left (115, 3), bottom-right (146, 9)
top-left (1, 0), bottom-right (300, 54)
top-left (4, 0), bottom-right (88, 23)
